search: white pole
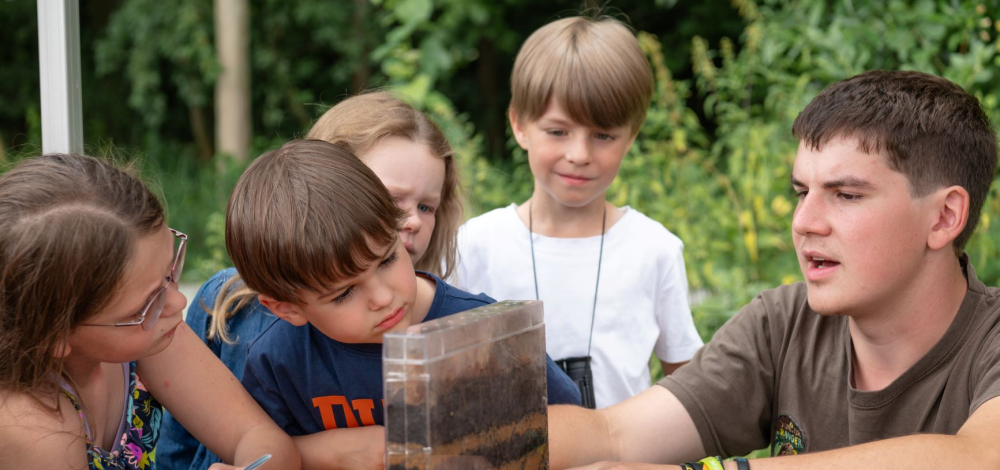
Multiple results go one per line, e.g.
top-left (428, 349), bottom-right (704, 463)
top-left (37, 0), bottom-right (84, 155)
top-left (215, 0), bottom-right (251, 163)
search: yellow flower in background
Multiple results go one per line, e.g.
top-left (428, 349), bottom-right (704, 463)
top-left (771, 195), bottom-right (793, 217)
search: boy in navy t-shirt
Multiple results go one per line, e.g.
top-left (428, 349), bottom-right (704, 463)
top-left (244, 271), bottom-right (508, 432)
top-left (220, 140), bottom-right (579, 469)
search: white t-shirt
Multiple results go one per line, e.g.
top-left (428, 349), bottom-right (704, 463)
top-left (453, 204), bottom-right (703, 408)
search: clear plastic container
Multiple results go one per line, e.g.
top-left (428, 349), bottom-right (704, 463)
top-left (383, 300), bottom-right (549, 470)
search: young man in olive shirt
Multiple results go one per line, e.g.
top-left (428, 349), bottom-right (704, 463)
top-left (549, 70), bottom-right (1000, 470)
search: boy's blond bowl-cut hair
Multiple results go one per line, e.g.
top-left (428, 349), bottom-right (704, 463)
top-left (510, 16), bottom-right (654, 134)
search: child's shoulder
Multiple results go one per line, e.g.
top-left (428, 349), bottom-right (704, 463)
top-left (613, 207), bottom-right (684, 250)
top-left (245, 315), bottom-right (293, 352)
top-left (187, 266), bottom-right (265, 340)
top-left (420, 272), bottom-right (496, 322)
top-left (0, 390), bottom-right (87, 466)
top-left (190, 267), bottom-right (242, 314)
top-left (460, 204), bottom-right (520, 234)
top-left (440, 281), bottom-right (496, 306)
top-left (199, 267), bottom-right (242, 297)
top-left (188, 267), bottom-right (237, 317)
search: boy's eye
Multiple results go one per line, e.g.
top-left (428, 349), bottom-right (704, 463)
top-left (546, 129), bottom-right (567, 137)
top-left (330, 251), bottom-right (398, 305)
top-left (594, 133), bottom-right (615, 141)
top-left (838, 192), bottom-right (863, 202)
top-left (379, 251), bottom-right (399, 268)
top-left (331, 287), bottom-right (354, 305)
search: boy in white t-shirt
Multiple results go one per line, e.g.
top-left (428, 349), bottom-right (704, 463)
top-left (452, 16), bottom-right (703, 409)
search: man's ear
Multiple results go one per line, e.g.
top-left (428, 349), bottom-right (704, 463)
top-left (927, 185), bottom-right (970, 251)
top-left (258, 294), bottom-right (309, 326)
top-left (509, 108), bottom-right (529, 150)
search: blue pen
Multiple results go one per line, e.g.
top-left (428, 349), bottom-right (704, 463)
top-left (242, 454), bottom-right (272, 470)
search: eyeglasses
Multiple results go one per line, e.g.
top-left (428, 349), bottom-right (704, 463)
top-left (82, 229), bottom-right (187, 331)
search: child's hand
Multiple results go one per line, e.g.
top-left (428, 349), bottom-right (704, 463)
top-left (293, 424), bottom-right (386, 470)
top-left (331, 424), bottom-right (386, 470)
top-left (207, 453), bottom-right (273, 470)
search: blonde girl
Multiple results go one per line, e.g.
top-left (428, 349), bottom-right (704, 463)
top-left (0, 153), bottom-right (300, 470)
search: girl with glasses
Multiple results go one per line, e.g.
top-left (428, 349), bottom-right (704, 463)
top-left (0, 154), bottom-right (300, 470)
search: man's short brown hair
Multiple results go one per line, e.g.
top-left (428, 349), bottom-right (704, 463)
top-left (792, 70), bottom-right (998, 253)
top-left (509, 16), bottom-right (654, 134)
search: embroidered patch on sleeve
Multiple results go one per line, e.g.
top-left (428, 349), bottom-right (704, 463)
top-left (773, 414), bottom-right (805, 455)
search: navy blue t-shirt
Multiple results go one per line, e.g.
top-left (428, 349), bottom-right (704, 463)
top-left (242, 272), bottom-right (581, 435)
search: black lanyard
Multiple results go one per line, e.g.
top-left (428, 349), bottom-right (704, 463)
top-left (528, 202), bottom-right (606, 357)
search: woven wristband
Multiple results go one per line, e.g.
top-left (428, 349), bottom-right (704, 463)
top-left (734, 457), bottom-right (750, 470)
top-left (698, 456), bottom-right (726, 470)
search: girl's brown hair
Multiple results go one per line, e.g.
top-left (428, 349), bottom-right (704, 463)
top-left (0, 154), bottom-right (164, 405)
top-left (306, 91), bottom-right (461, 278)
top-left (210, 140), bottom-right (405, 342)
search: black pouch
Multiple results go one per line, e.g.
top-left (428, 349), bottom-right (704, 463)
top-left (555, 356), bottom-right (596, 409)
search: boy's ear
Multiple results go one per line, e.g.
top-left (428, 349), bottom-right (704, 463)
top-left (927, 185), bottom-right (970, 251)
top-left (258, 294), bottom-right (309, 327)
top-left (509, 109), bottom-right (529, 150)
top-left (626, 132), bottom-right (639, 151)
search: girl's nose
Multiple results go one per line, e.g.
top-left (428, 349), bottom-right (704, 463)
top-left (401, 206), bottom-right (422, 233)
top-left (161, 285), bottom-right (188, 319)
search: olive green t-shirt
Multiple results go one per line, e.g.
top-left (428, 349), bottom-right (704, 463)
top-left (659, 259), bottom-right (1000, 457)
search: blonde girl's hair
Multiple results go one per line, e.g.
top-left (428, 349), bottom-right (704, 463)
top-left (0, 154), bottom-right (164, 407)
top-left (306, 91), bottom-right (461, 278)
top-left (208, 140), bottom-right (405, 342)
top-left (509, 16), bottom-right (654, 134)
top-left (205, 274), bottom-right (256, 344)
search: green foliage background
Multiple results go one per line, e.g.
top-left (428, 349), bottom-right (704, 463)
top-left (458, 0), bottom-right (1000, 342)
top-left (3, 0), bottom-right (1000, 347)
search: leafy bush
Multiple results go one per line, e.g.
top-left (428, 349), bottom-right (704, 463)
top-left (4, 0), bottom-right (999, 347)
top-left (457, 0), bottom-right (1000, 343)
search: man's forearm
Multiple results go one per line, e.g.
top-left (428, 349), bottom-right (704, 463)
top-left (549, 404), bottom-right (617, 470)
top-left (744, 433), bottom-right (999, 470)
top-left (587, 433), bottom-right (1000, 470)
top-left (552, 385), bottom-right (707, 470)
top-left (563, 434), bottom-right (999, 470)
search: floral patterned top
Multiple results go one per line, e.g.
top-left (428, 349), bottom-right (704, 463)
top-left (61, 361), bottom-right (163, 470)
